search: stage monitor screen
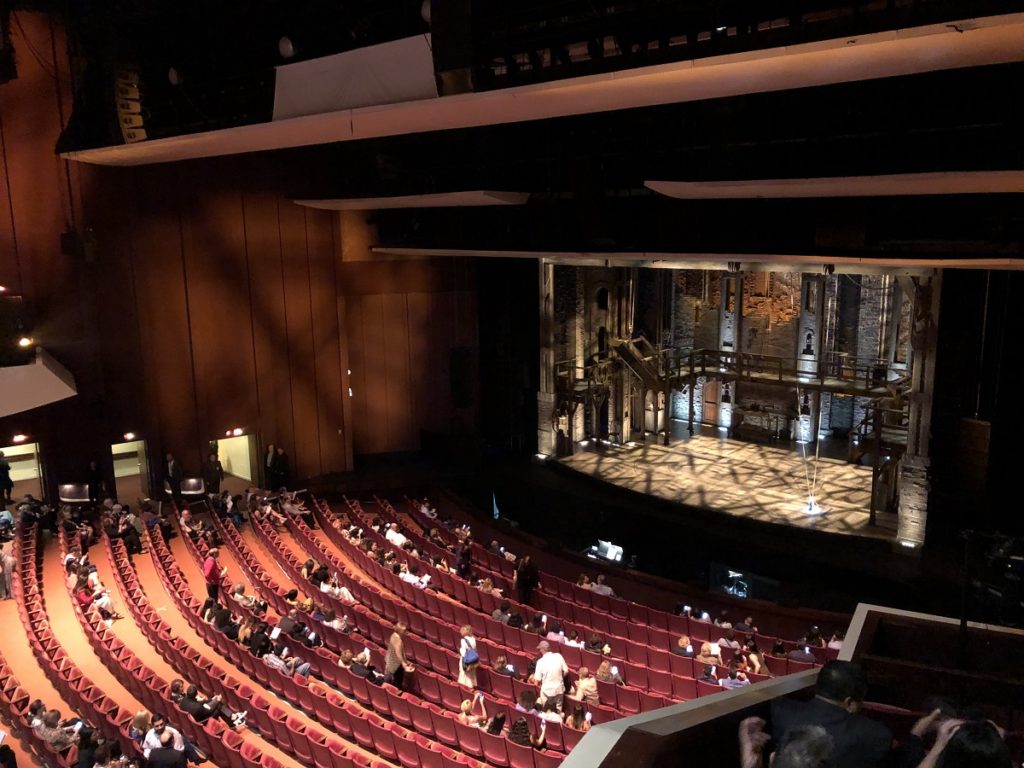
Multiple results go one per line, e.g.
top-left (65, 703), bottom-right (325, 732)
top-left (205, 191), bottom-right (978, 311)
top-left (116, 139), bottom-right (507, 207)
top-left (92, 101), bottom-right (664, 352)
top-left (709, 561), bottom-right (779, 602)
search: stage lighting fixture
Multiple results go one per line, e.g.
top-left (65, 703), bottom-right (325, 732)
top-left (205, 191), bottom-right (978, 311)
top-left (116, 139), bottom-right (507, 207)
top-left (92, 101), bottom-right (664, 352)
top-left (420, 0), bottom-right (431, 24)
top-left (17, 336), bottom-right (33, 347)
top-left (167, 67), bottom-right (182, 86)
top-left (12, 434), bottom-right (28, 443)
top-left (232, 427), bottom-right (243, 436)
top-left (0, 285), bottom-right (6, 292)
top-left (900, 540), bottom-right (918, 548)
top-left (278, 37), bottom-right (296, 59)
top-left (123, 432), bottom-right (136, 441)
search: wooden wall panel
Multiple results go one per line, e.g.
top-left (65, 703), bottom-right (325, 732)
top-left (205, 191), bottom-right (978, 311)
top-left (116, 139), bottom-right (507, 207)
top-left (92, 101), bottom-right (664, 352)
top-left (241, 193), bottom-right (289, 469)
top-left (183, 187), bottom-right (259, 443)
top-left (381, 293), bottom-right (414, 450)
top-left (345, 295), bottom-right (371, 454)
top-left (358, 294), bottom-right (389, 454)
top-left (308, 210), bottom-right (348, 470)
top-left (406, 292), bottom-right (434, 443)
top-left (280, 204), bottom-right (319, 477)
top-left (129, 167), bottom-right (201, 467)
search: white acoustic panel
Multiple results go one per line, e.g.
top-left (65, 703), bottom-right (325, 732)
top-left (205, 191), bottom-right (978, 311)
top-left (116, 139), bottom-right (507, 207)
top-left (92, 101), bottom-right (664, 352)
top-left (273, 34), bottom-right (437, 120)
top-left (0, 347), bottom-right (77, 418)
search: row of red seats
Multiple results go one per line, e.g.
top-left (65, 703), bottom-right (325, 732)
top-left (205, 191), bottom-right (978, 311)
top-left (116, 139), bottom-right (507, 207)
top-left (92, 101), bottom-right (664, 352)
top-left (314, 500), bottom-right (773, 706)
top-left (13, 524), bottom-right (141, 761)
top-left (184, 514), bottom-right (568, 767)
top-left (104, 531), bottom-right (391, 768)
top-left (0, 648), bottom-right (78, 767)
top-left (395, 496), bottom-right (843, 643)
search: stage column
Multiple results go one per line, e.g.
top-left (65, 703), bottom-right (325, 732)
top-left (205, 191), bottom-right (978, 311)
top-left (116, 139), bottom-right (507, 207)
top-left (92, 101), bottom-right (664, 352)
top-left (896, 272), bottom-right (941, 549)
top-left (537, 260), bottom-right (556, 456)
top-left (795, 274), bottom-right (826, 443)
top-left (718, 272), bottom-right (743, 431)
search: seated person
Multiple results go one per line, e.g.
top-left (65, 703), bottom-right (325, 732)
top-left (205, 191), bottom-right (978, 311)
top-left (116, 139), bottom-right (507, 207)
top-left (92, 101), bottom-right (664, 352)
top-left (697, 664), bottom-right (718, 684)
top-left (230, 583), bottom-right (267, 614)
top-left (720, 667), bottom-right (750, 690)
top-left (538, 698), bottom-right (563, 723)
top-left (263, 643), bottom-right (311, 677)
top-left (595, 660), bottom-right (624, 685)
top-left (673, 635), bottom-right (695, 657)
top-left (525, 613), bottom-right (546, 635)
top-left (563, 629), bottom-right (585, 648)
top-left (33, 709), bottom-right (84, 753)
top-left (696, 642), bottom-right (724, 667)
top-left (458, 692), bottom-right (488, 727)
top-left (564, 703), bottom-right (591, 732)
top-left (567, 666), bottom-right (599, 706)
top-left (211, 606), bottom-right (240, 640)
top-left (491, 602), bottom-right (512, 625)
top-left (508, 717), bottom-right (546, 749)
top-left (170, 680), bottom-right (246, 728)
top-left (718, 628), bottom-right (742, 651)
top-left (584, 633), bottom-right (609, 655)
top-left (770, 661), bottom-right (892, 768)
top-left (515, 690), bottom-right (539, 715)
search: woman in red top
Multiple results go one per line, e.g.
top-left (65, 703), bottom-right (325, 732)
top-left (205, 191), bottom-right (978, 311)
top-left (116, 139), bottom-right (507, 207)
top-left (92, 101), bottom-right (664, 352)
top-left (203, 548), bottom-right (227, 600)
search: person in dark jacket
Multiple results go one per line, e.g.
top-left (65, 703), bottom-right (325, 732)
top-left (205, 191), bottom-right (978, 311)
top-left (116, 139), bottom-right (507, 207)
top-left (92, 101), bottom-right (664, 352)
top-left (514, 555), bottom-right (539, 605)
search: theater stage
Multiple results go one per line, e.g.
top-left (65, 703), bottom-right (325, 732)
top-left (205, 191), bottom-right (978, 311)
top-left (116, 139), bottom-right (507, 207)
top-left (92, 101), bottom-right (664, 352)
top-left (558, 433), bottom-right (892, 540)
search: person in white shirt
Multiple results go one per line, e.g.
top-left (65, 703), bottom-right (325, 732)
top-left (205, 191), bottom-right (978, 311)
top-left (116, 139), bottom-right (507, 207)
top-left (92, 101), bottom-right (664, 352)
top-left (400, 564), bottom-right (428, 589)
top-left (142, 716), bottom-right (184, 759)
top-left (589, 574), bottom-right (615, 597)
top-left (534, 641), bottom-right (568, 705)
top-left (827, 630), bottom-right (844, 650)
top-left (384, 523), bottom-right (407, 548)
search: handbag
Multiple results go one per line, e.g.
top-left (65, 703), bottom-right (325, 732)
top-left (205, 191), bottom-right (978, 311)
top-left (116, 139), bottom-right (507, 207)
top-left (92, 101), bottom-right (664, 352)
top-left (462, 647), bottom-right (480, 666)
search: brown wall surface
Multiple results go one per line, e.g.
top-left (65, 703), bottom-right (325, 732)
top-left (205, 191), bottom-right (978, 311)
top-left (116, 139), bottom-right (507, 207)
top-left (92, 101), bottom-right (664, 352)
top-left (0, 11), bottom-right (478, 498)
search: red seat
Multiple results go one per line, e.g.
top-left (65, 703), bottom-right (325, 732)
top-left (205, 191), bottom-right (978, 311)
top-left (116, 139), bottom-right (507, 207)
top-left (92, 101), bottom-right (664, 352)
top-left (479, 730), bottom-right (511, 767)
top-left (697, 680), bottom-right (722, 697)
top-left (368, 720), bottom-right (399, 762)
top-left (764, 655), bottom-right (788, 677)
top-left (430, 707), bottom-right (459, 747)
top-left (454, 720), bottom-right (484, 758)
top-left (308, 730), bottom-right (334, 768)
top-left (285, 716), bottom-right (312, 762)
top-left (408, 698), bottom-right (435, 738)
top-left (506, 739), bottom-right (536, 768)
top-left (534, 750), bottom-right (563, 768)
top-left (616, 685), bottom-right (641, 714)
top-left (648, 669), bottom-right (672, 697)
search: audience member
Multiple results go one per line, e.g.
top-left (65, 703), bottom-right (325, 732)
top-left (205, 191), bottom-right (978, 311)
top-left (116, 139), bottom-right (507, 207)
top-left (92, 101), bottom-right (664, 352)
top-left (534, 640), bottom-right (569, 705)
top-left (770, 661), bottom-right (891, 768)
top-left (567, 666), bottom-right (599, 705)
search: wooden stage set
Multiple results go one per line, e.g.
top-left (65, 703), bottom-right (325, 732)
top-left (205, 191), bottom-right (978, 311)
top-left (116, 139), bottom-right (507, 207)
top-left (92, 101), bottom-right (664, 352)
top-left (558, 433), bottom-right (892, 540)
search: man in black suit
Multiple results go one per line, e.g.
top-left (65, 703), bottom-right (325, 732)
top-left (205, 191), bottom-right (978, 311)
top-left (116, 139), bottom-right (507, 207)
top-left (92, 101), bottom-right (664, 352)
top-left (771, 661), bottom-right (892, 768)
top-left (165, 453), bottom-right (183, 502)
top-left (148, 731), bottom-right (187, 768)
top-left (201, 452), bottom-right (224, 495)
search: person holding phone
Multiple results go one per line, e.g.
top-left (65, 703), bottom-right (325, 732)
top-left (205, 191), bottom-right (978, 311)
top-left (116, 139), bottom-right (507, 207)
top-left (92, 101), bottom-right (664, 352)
top-left (564, 703), bottom-right (592, 732)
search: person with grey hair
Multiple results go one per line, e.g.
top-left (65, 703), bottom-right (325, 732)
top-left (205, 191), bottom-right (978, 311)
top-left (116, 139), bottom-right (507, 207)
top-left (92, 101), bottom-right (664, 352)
top-left (739, 718), bottom-right (835, 768)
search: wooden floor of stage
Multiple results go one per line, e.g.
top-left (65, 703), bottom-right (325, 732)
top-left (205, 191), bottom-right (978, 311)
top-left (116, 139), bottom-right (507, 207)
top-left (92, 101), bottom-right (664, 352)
top-left (558, 433), bottom-right (893, 540)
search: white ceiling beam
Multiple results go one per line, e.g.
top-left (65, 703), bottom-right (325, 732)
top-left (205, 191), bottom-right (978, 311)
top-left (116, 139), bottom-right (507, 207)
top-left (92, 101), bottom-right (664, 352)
top-left (294, 191), bottom-right (529, 210)
top-left (645, 171), bottom-right (1024, 199)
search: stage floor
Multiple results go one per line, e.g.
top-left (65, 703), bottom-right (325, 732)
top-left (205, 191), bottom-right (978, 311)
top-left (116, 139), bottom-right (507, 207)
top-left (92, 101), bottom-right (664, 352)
top-left (559, 434), bottom-right (893, 540)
